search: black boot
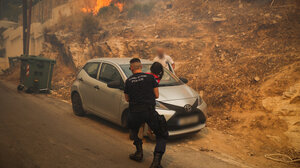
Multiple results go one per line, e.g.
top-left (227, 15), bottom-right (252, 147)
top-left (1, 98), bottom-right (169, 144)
top-left (150, 152), bottom-right (163, 168)
top-left (129, 142), bottom-right (143, 162)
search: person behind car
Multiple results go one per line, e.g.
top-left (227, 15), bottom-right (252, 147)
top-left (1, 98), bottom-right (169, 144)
top-left (147, 62), bottom-right (164, 83)
top-left (124, 58), bottom-right (168, 168)
top-left (153, 48), bottom-right (175, 71)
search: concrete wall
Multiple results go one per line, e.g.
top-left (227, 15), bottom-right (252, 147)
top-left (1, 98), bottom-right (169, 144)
top-left (18, 0), bottom-right (71, 26)
top-left (1, 0), bottom-right (81, 71)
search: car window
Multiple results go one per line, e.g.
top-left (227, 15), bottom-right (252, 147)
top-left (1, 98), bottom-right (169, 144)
top-left (99, 63), bottom-right (122, 83)
top-left (83, 62), bottom-right (100, 79)
top-left (120, 64), bottom-right (182, 87)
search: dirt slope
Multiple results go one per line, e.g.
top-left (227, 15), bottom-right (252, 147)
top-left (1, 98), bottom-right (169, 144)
top-left (2, 0), bottom-right (299, 166)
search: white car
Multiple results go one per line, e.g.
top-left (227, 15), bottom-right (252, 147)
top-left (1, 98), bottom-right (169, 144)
top-left (71, 58), bottom-right (207, 136)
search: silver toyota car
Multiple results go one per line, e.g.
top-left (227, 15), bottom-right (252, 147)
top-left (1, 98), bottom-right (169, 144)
top-left (71, 58), bottom-right (207, 136)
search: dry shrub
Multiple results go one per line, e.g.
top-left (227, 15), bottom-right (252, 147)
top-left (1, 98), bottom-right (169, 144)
top-left (80, 15), bottom-right (100, 41)
top-left (127, 2), bottom-right (155, 18)
top-left (97, 4), bottom-right (120, 19)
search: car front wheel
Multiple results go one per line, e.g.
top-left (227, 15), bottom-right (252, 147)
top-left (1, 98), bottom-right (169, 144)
top-left (71, 92), bottom-right (86, 116)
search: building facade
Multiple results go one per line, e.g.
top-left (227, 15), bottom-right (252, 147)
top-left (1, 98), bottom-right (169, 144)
top-left (0, 0), bottom-right (84, 71)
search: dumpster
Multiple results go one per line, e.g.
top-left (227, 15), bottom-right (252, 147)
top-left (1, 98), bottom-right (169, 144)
top-left (18, 55), bottom-right (56, 93)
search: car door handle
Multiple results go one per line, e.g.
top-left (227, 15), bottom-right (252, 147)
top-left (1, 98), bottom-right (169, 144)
top-left (78, 78), bottom-right (83, 82)
top-left (94, 85), bottom-right (100, 90)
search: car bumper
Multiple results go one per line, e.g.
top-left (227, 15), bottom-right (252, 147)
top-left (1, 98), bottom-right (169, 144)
top-left (168, 123), bottom-right (206, 136)
top-left (152, 101), bottom-right (207, 137)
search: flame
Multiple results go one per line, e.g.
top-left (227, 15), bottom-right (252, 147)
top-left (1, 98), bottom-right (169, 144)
top-left (82, 0), bottom-right (124, 15)
top-left (115, 2), bottom-right (124, 12)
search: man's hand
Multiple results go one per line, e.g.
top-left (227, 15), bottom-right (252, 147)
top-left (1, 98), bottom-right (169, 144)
top-left (172, 63), bottom-right (175, 70)
top-left (125, 94), bottom-right (129, 102)
top-left (154, 87), bottom-right (159, 99)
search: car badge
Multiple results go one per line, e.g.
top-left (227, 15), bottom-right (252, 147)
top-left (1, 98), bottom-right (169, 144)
top-left (184, 104), bottom-right (192, 113)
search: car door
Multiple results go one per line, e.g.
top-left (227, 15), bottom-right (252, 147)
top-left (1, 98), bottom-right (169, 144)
top-left (79, 62), bottom-right (101, 112)
top-left (95, 63), bottom-right (124, 122)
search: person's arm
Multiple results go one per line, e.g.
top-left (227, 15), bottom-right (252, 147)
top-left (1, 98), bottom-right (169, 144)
top-left (154, 87), bottom-right (159, 99)
top-left (167, 55), bottom-right (175, 70)
top-left (124, 94), bottom-right (129, 102)
top-left (152, 76), bottom-right (159, 99)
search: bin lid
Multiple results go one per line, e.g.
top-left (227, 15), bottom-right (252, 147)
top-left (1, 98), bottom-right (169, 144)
top-left (20, 55), bottom-right (56, 64)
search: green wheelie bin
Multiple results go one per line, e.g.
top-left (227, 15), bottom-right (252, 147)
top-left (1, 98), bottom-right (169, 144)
top-left (18, 55), bottom-right (56, 93)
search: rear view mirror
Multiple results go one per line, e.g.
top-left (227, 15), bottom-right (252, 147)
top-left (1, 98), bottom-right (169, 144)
top-left (179, 77), bottom-right (188, 84)
top-left (107, 80), bottom-right (124, 90)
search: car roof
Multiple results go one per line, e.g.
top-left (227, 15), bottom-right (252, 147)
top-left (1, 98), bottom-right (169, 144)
top-left (87, 58), bottom-right (153, 65)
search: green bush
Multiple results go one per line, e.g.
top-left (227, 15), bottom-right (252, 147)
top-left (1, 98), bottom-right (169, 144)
top-left (127, 3), bottom-right (154, 18)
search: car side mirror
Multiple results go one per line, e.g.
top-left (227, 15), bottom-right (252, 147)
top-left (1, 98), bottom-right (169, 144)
top-left (179, 77), bottom-right (188, 84)
top-left (107, 80), bottom-right (124, 90)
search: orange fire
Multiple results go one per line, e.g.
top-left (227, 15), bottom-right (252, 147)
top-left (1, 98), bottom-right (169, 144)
top-left (82, 0), bottom-right (124, 15)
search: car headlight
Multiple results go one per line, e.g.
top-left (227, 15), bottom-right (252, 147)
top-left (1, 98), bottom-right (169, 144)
top-left (156, 101), bottom-right (168, 110)
top-left (198, 96), bottom-right (203, 106)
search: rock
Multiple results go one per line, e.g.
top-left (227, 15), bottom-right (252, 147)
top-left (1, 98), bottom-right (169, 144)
top-left (293, 121), bottom-right (300, 126)
top-left (290, 96), bottom-right (300, 104)
top-left (200, 147), bottom-right (209, 152)
top-left (212, 17), bottom-right (227, 22)
top-left (275, 15), bottom-right (282, 19)
top-left (238, 0), bottom-right (243, 8)
top-left (283, 88), bottom-right (297, 99)
top-left (166, 3), bottom-right (173, 9)
top-left (190, 147), bottom-right (199, 151)
top-left (254, 76), bottom-right (260, 82)
top-left (220, 54), bottom-right (225, 61)
top-left (248, 152), bottom-right (255, 156)
top-left (239, 4), bottom-right (243, 8)
top-left (266, 135), bottom-right (281, 142)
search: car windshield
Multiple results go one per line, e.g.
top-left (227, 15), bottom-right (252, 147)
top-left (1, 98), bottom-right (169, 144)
top-left (120, 64), bottom-right (183, 87)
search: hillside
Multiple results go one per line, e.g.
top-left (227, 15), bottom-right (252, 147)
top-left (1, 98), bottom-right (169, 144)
top-left (3, 0), bottom-right (300, 166)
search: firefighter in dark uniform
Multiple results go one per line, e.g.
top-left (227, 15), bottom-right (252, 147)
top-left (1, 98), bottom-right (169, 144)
top-left (124, 58), bottom-right (168, 168)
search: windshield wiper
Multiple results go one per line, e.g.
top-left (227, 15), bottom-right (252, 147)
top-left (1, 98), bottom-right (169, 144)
top-left (159, 83), bottom-right (181, 87)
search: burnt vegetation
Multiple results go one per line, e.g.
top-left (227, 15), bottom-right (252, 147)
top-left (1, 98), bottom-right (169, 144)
top-left (80, 14), bottom-right (101, 42)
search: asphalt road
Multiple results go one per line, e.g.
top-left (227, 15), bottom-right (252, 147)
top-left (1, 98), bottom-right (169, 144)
top-left (0, 80), bottom-right (241, 168)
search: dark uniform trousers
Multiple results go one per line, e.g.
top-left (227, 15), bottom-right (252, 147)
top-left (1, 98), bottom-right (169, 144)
top-left (128, 105), bottom-right (169, 154)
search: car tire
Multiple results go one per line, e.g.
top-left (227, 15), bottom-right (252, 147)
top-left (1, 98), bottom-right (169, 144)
top-left (71, 92), bottom-right (86, 116)
top-left (17, 85), bottom-right (24, 91)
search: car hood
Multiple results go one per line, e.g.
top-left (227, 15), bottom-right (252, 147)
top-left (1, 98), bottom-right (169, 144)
top-left (158, 84), bottom-right (198, 101)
